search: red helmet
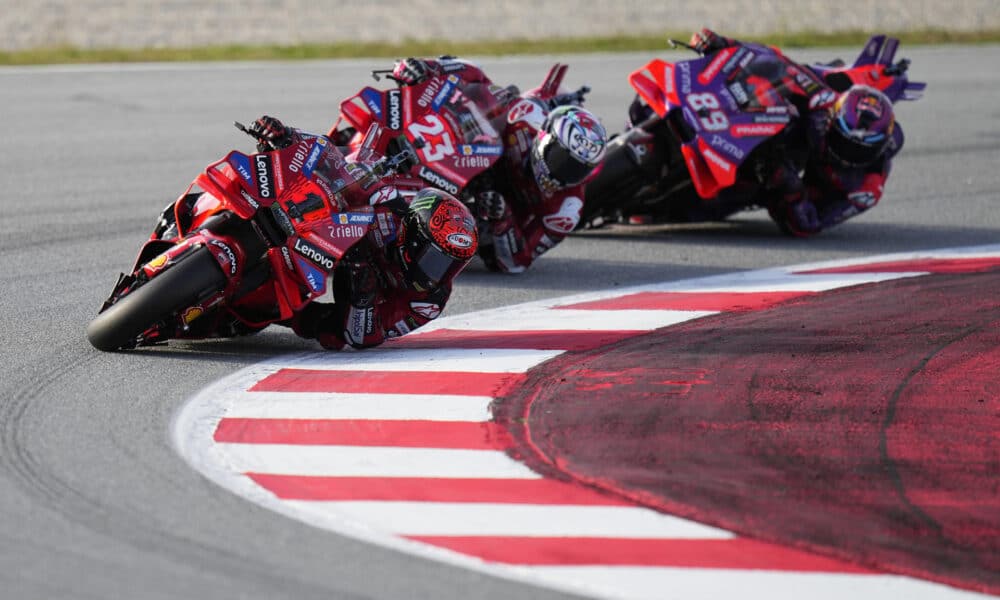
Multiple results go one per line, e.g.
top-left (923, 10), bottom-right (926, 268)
top-left (398, 189), bottom-right (478, 291)
top-left (826, 85), bottom-right (896, 168)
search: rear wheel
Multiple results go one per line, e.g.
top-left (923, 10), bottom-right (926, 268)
top-left (580, 135), bottom-right (650, 227)
top-left (86, 247), bottom-right (226, 351)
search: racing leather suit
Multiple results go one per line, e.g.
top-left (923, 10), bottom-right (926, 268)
top-left (694, 29), bottom-right (903, 236)
top-left (392, 56), bottom-right (589, 273)
top-left (152, 124), bottom-right (454, 350)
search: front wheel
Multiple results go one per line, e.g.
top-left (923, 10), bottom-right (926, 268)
top-left (86, 247), bottom-right (226, 351)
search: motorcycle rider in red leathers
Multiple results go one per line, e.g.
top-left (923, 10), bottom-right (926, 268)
top-left (152, 115), bottom-right (478, 350)
top-left (390, 57), bottom-right (608, 273)
top-left (689, 29), bottom-right (903, 236)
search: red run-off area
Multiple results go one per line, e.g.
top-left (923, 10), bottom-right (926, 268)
top-left (188, 252), bottom-right (1000, 599)
top-left (501, 257), bottom-right (1000, 595)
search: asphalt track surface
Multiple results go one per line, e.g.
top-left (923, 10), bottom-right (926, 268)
top-left (0, 45), bottom-right (997, 599)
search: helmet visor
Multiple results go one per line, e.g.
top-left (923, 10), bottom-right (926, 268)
top-left (409, 242), bottom-right (466, 290)
top-left (541, 136), bottom-right (595, 187)
top-left (827, 120), bottom-right (888, 167)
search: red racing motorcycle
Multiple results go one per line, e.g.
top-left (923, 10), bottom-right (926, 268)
top-left (328, 60), bottom-right (589, 206)
top-left (580, 35), bottom-right (926, 228)
top-left (86, 123), bottom-right (417, 351)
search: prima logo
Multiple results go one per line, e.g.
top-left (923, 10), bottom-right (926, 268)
top-left (710, 134), bottom-right (745, 160)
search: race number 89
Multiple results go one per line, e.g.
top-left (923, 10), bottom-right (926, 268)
top-left (687, 92), bottom-right (729, 132)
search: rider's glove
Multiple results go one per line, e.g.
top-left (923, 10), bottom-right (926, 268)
top-left (349, 264), bottom-right (378, 309)
top-left (392, 58), bottom-right (433, 86)
top-left (251, 115), bottom-right (293, 152)
top-left (290, 301), bottom-right (339, 340)
top-left (476, 190), bottom-right (509, 222)
top-left (690, 28), bottom-right (732, 55)
top-left (783, 194), bottom-right (822, 236)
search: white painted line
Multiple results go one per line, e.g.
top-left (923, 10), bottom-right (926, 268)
top-left (526, 566), bottom-right (995, 600)
top-left (285, 501), bottom-right (734, 539)
top-left (222, 392), bottom-right (494, 422)
top-left (439, 308), bottom-right (715, 331)
top-left (287, 347), bottom-right (563, 372)
top-left (215, 443), bottom-right (542, 479)
top-left (644, 271), bottom-right (923, 293)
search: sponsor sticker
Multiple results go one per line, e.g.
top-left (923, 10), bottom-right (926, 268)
top-left (368, 187), bottom-right (399, 205)
top-left (334, 212), bottom-right (375, 225)
top-left (181, 307), bottom-right (204, 325)
top-left (452, 154), bottom-right (492, 169)
top-left (431, 74), bottom-right (460, 111)
top-left (417, 165), bottom-right (459, 194)
top-left (147, 254), bottom-right (168, 272)
top-left (447, 232), bottom-right (474, 249)
top-left (361, 88), bottom-right (384, 119)
top-left (386, 89), bottom-right (403, 130)
top-left (410, 301), bottom-right (442, 320)
top-left (542, 196), bottom-right (583, 234)
top-left (293, 237), bottom-right (336, 271)
top-left (294, 257), bottom-right (326, 293)
top-left (709, 134), bottom-right (746, 160)
top-left (254, 154), bottom-right (275, 199)
top-left (329, 224), bottom-right (367, 239)
top-left (209, 239), bottom-right (238, 275)
top-left (232, 154), bottom-right (254, 186)
top-left (459, 144), bottom-right (504, 156)
top-left (506, 98), bottom-right (546, 128)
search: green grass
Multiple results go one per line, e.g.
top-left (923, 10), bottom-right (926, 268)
top-left (3, 29), bottom-right (999, 66)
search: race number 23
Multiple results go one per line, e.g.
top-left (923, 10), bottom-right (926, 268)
top-left (687, 92), bottom-right (729, 131)
top-left (408, 115), bottom-right (455, 162)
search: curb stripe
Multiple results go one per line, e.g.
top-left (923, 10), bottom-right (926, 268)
top-left (524, 567), bottom-right (953, 600)
top-left (558, 290), bottom-right (817, 312)
top-left (797, 257), bottom-right (1000, 275)
top-left (286, 348), bottom-right (561, 372)
top-left (214, 418), bottom-right (513, 449)
top-left (289, 502), bottom-right (732, 538)
top-left (387, 328), bottom-right (646, 351)
top-left (437, 308), bottom-right (716, 331)
top-left (405, 536), bottom-right (874, 572)
top-left (246, 474), bottom-right (636, 504)
top-left (221, 392), bottom-right (493, 422)
top-left (250, 369), bottom-right (527, 396)
top-left (217, 443), bottom-right (540, 478)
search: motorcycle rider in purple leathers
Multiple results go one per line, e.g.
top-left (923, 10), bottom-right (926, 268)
top-left (689, 29), bottom-right (903, 236)
top-left (390, 57), bottom-right (608, 272)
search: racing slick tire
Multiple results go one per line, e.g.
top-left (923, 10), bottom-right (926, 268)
top-left (86, 246), bottom-right (226, 351)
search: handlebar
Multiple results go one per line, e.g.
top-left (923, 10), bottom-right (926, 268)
top-left (549, 85), bottom-right (592, 108)
top-left (884, 58), bottom-right (910, 76)
top-left (371, 68), bottom-right (404, 84)
top-left (234, 120), bottom-right (264, 142)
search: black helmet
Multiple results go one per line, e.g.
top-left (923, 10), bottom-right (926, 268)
top-left (398, 189), bottom-right (478, 291)
top-left (826, 85), bottom-right (896, 168)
